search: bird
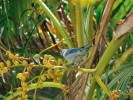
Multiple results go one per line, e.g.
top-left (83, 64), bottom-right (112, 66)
top-left (60, 45), bottom-right (92, 65)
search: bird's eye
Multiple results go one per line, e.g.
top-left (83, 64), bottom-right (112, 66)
top-left (60, 50), bottom-right (63, 54)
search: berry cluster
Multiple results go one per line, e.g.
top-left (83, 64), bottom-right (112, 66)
top-left (5, 51), bottom-right (34, 99)
top-left (109, 90), bottom-right (120, 100)
top-left (17, 72), bottom-right (29, 100)
top-left (47, 68), bottom-right (64, 82)
top-left (1, 50), bottom-right (66, 99)
top-left (6, 51), bottom-right (34, 71)
top-left (33, 54), bottom-right (66, 88)
top-left (42, 54), bottom-right (57, 68)
top-left (41, 54), bottom-right (65, 83)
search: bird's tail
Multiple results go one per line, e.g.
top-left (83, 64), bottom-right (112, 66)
top-left (85, 45), bottom-right (92, 50)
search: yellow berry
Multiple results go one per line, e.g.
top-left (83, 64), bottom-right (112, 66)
top-left (29, 62), bottom-right (34, 67)
top-left (23, 88), bottom-right (28, 92)
top-left (54, 69), bottom-right (61, 76)
top-left (42, 60), bottom-right (47, 65)
top-left (21, 76), bottom-right (26, 82)
top-left (6, 60), bottom-right (12, 67)
top-left (0, 62), bottom-right (4, 67)
top-left (38, 80), bottom-right (43, 88)
top-left (45, 62), bottom-right (53, 68)
top-left (40, 75), bottom-right (46, 81)
top-left (34, 54), bottom-right (40, 59)
top-left (22, 60), bottom-right (28, 66)
top-left (17, 97), bottom-right (23, 100)
top-left (46, 74), bottom-right (51, 79)
top-left (49, 60), bottom-right (56, 65)
top-left (17, 73), bottom-right (26, 81)
top-left (14, 61), bottom-right (19, 66)
top-left (6, 51), bottom-right (10, 55)
top-left (48, 69), bottom-right (53, 75)
top-left (49, 57), bottom-right (54, 61)
top-left (21, 82), bottom-right (27, 88)
top-left (9, 53), bottom-right (15, 59)
top-left (22, 93), bottom-right (28, 99)
top-left (56, 71), bottom-right (64, 76)
top-left (17, 87), bottom-right (23, 92)
top-left (44, 54), bottom-right (50, 60)
top-left (23, 72), bottom-right (29, 77)
top-left (56, 77), bottom-right (61, 81)
top-left (15, 54), bottom-right (19, 57)
top-left (27, 66), bottom-right (32, 72)
top-left (51, 74), bottom-right (56, 79)
top-left (21, 91), bottom-right (26, 95)
top-left (59, 72), bottom-right (64, 76)
top-left (2, 67), bottom-right (8, 73)
top-left (53, 79), bottom-right (58, 83)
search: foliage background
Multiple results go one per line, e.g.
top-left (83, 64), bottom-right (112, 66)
top-left (0, 0), bottom-right (133, 100)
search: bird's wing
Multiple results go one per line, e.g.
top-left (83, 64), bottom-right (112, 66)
top-left (64, 48), bottom-right (82, 56)
top-left (85, 45), bottom-right (92, 50)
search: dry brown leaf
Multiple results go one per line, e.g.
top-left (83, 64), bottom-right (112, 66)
top-left (115, 12), bottom-right (133, 39)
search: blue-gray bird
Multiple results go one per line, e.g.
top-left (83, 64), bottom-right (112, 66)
top-left (60, 45), bottom-right (92, 65)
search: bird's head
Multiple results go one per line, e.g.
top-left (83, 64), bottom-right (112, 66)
top-left (60, 49), bottom-right (68, 56)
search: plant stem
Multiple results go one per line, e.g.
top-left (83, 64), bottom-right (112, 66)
top-left (4, 82), bottom-right (65, 100)
top-left (69, 67), bottom-right (96, 73)
top-left (114, 46), bottom-right (133, 71)
top-left (75, 1), bottom-right (83, 47)
top-left (87, 0), bottom-right (116, 69)
top-left (79, 0), bottom-right (116, 99)
top-left (85, 5), bottom-right (94, 44)
top-left (33, 63), bottom-right (46, 100)
top-left (87, 35), bottom-right (128, 99)
top-left (94, 74), bottom-right (111, 96)
top-left (0, 45), bottom-right (7, 52)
